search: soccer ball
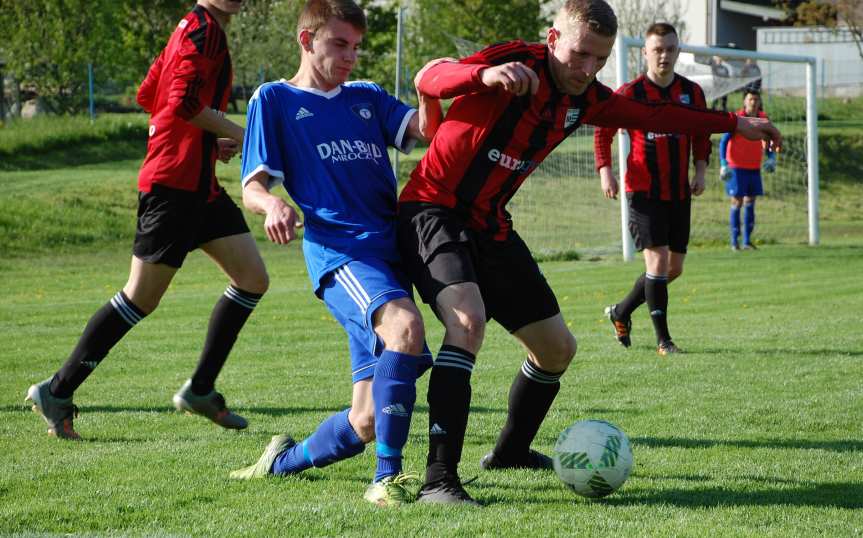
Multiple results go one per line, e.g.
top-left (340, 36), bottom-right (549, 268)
top-left (553, 419), bottom-right (633, 498)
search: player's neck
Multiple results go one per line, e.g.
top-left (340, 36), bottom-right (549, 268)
top-left (646, 70), bottom-right (674, 88)
top-left (289, 64), bottom-right (341, 93)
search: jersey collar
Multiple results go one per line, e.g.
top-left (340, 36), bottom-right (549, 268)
top-left (279, 79), bottom-right (343, 99)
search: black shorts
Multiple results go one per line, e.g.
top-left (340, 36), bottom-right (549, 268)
top-left (133, 184), bottom-right (250, 268)
top-left (627, 193), bottom-right (691, 254)
top-left (397, 202), bottom-right (560, 333)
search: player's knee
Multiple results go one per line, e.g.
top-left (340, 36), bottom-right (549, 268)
top-left (669, 265), bottom-right (683, 280)
top-left (235, 267), bottom-right (269, 295)
top-left (445, 310), bottom-right (485, 351)
top-left (348, 408), bottom-right (375, 443)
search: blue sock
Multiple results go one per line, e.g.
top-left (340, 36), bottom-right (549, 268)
top-left (743, 202), bottom-right (755, 245)
top-left (730, 205), bottom-right (741, 247)
top-left (373, 350), bottom-right (418, 482)
top-left (272, 409), bottom-right (364, 475)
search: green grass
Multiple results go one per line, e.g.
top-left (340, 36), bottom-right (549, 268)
top-left (2, 243), bottom-right (862, 536)
top-left (2, 103), bottom-right (863, 535)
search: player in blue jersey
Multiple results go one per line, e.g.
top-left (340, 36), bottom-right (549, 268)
top-left (228, 0), bottom-right (443, 507)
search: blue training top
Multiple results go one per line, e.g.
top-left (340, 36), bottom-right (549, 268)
top-left (241, 80), bottom-right (416, 294)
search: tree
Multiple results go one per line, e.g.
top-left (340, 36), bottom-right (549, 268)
top-left (0, 0), bottom-right (120, 114)
top-left (836, 0), bottom-right (863, 61)
top-left (404, 0), bottom-right (543, 100)
top-left (229, 0), bottom-right (303, 96)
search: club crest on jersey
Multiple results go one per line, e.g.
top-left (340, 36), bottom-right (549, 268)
top-left (351, 103), bottom-right (374, 121)
top-left (564, 108), bottom-right (581, 128)
top-left (679, 94), bottom-right (691, 105)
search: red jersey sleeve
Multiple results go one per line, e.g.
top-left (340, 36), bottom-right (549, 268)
top-left (137, 52), bottom-right (164, 113)
top-left (691, 84), bottom-right (712, 162)
top-left (167, 22), bottom-right (218, 121)
top-left (417, 62), bottom-right (488, 99)
top-left (417, 41), bottom-right (535, 100)
top-left (584, 91), bottom-right (738, 135)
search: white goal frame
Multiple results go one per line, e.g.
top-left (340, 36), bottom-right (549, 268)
top-left (614, 36), bottom-right (820, 261)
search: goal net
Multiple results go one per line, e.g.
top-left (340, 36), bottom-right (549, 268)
top-left (448, 36), bottom-right (819, 260)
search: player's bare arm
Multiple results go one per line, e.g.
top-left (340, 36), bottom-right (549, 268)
top-left (599, 166), bottom-right (619, 199)
top-left (242, 173), bottom-right (303, 245)
top-left (691, 160), bottom-right (707, 196)
top-left (189, 107), bottom-right (245, 144)
top-left (480, 61), bottom-right (540, 96)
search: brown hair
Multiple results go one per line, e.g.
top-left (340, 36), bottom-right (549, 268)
top-left (561, 0), bottom-right (618, 37)
top-left (645, 22), bottom-right (677, 38)
top-left (297, 0), bottom-right (367, 35)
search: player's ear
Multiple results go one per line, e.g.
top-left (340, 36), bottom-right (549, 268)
top-left (547, 27), bottom-right (560, 50)
top-left (299, 29), bottom-right (314, 53)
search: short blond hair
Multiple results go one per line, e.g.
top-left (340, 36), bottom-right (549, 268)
top-left (556, 0), bottom-right (618, 37)
top-left (297, 0), bottom-right (367, 35)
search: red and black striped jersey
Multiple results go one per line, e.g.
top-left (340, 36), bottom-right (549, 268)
top-left (399, 41), bottom-right (737, 240)
top-left (594, 74), bottom-right (710, 201)
top-left (136, 5), bottom-right (232, 200)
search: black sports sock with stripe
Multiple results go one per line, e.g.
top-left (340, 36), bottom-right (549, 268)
top-left (617, 273), bottom-right (646, 319)
top-left (51, 291), bottom-right (146, 399)
top-left (492, 359), bottom-right (562, 463)
top-left (425, 345), bottom-right (475, 485)
top-left (190, 285), bottom-right (262, 396)
top-left (645, 273), bottom-right (671, 344)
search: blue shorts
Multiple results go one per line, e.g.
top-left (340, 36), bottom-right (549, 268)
top-left (319, 258), bottom-right (428, 383)
top-left (726, 168), bottom-right (764, 197)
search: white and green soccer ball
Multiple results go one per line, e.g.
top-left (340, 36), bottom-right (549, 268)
top-left (553, 419), bottom-right (633, 498)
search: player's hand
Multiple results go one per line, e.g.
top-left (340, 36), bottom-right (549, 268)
top-left (414, 57), bottom-right (457, 93)
top-left (763, 155), bottom-right (777, 173)
top-left (264, 198), bottom-right (304, 245)
top-left (599, 167), bottom-right (619, 199)
top-left (735, 116), bottom-right (782, 153)
top-left (691, 173), bottom-right (706, 196)
top-left (480, 62), bottom-right (540, 96)
top-left (217, 138), bottom-right (240, 163)
top-left (719, 166), bottom-right (732, 181)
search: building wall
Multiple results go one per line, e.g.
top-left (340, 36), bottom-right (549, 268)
top-left (757, 27), bottom-right (863, 96)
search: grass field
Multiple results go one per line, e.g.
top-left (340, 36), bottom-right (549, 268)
top-left (1, 110), bottom-right (862, 536)
top-left (2, 242), bottom-right (862, 536)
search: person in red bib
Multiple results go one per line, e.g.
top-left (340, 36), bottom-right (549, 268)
top-left (720, 89), bottom-right (776, 250)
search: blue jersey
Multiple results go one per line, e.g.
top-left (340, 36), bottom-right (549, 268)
top-left (241, 80), bottom-right (416, 293)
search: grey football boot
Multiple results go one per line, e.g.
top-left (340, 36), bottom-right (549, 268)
top-left (25, 378), bottom-right (81, 440)
top-left (172, 379), bottom-right (248, 430)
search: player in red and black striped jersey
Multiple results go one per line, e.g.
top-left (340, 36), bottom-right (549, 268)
top-left (26, 1), bottom-right (266, 440)
top-left (398, 0), bottom-right (783, 504)
top-left (594, 23), bottom-right (704, 356)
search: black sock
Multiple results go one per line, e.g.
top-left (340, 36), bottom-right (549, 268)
top-left (51, 291), bottom-right (146, 398)
top-left (493, 359), bottom-right (562, 463)
top-left (645, 273), bottom-right (671, 344)
top-left (617, 273), bottom-right (646, 319)
top-left (190, 285), bottom-right (262, 395)
top-left (425, 345), bottom-right (475, 485)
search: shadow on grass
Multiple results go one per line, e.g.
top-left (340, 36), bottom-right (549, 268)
top-left (633, 435), bottom-right (863, 453)
top-left (605, 481), bottom-right (863, 509)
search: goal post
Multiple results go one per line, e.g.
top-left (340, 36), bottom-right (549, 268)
top-left (615, 37), bottom-right (820, 261)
